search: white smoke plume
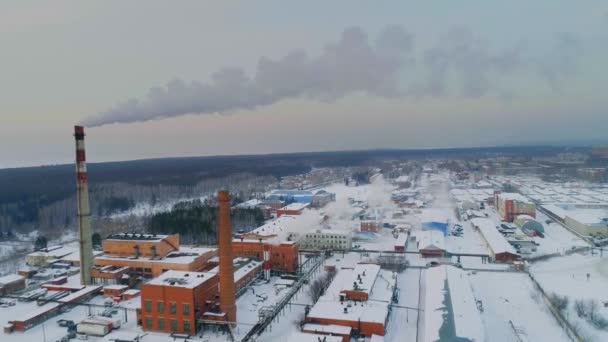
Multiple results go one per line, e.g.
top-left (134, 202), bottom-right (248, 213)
top-left (82, 26), bottom-right (414, 127)
top-left (83, 26), bottom-right (583, 127)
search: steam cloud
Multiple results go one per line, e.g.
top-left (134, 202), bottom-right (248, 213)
top-left (84, 26), bottom-right (583, 127)
top-left (83, 26), bottom-right (413, 127)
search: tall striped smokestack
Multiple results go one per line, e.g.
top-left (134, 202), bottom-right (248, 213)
top-left (217, 191), bottom-right (237, 324)
top-left (74, 126), bottom-right (93, 285)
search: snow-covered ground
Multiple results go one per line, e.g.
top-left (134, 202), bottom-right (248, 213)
top-left (1, 295), bottom-right (141, 342)
top-left (530, 251), bottom-right (608, 341)
top-left (468, 271), bottom-right (571, 342)
top-left (529, 210), bottom-right (588, 257)
top-left (384, 268), bottom-right (421, 342)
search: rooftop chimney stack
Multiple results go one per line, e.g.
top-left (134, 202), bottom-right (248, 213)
top-left (217, 191), bottom-right (237, 324)
top-left (74, 126), bottom-right (93, 285)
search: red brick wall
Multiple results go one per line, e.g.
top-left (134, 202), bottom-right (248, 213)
top-left (140, 274), bottom-right (219, 335)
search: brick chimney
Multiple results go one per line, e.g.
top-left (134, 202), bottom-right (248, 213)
top-left (217, 191), bottom-right (236, 323)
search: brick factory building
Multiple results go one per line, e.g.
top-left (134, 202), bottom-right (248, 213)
top-left (102, 233), bottom-right (180, 259)
top-left (494, 193), bottom-right (536, 222)
top-left (139, 270), bottom-right (219, 335)
top-left (234, 214), bottom-right (302, 273)
top-left (232, 239), bottom-right (299, 273)
top-left (95, 233), bottom-right (217, 278)
top-left (360, 220), bottom-right (380, 233)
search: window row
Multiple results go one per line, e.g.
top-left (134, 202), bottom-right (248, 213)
top-left (144, 316), bottom-right (192, 334)
top-left (144, 300), bottom-right (190, 315)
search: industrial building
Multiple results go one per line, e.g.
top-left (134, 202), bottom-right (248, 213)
top-left (25, 246), bottom-right (79, 267)
top-left (471, 218), bottom-right (519, 262)
top-left (139, 270), bottom-right (219, 334)
top-left (94, 234), bottom-right (217, 278)
top-left (494, 192), bottom-right (536, 222)
top-left (277, 202), bottom-right (310, 217)
top-left (305, 263), bottom-right (396, 337)
top-left (542, 205), bottom-right (608, 236)
top-left (360, 220), bottom-right (381, 233)
top-left (0, 274), bottom-right (26, 296)
top-left (139, 191), bottom-right (257, 334)
top-left (311, 190), bottom-right (336, 208)
top-left (9, 285), bottom-right (102, 331)
top-left (235, 214), bottom-right (302, 273)
top-left (232, 239), bottom-right (299, 273)
top-left (302, 323), bottom-right (352, 342)
top-left (300, 229), bottom-right (352, 250)
top-left (415, 231), bottom-right (445, 257)
top-left (267, 190), bottom-right (314, 203)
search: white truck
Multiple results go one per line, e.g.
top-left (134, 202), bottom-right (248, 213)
top-left (76, 320), bottom-right (111, 337)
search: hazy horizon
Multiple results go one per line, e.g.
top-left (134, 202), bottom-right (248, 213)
top-left (2, 1), bottom-right (607, 168)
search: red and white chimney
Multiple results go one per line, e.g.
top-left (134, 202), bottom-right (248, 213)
top-left (74, 126), bottom-right (93, 285)
top-left (263, 244), bottom-right (271, 281)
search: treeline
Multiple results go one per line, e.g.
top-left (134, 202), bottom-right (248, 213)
top-left (147, 200), bottom-right (265, 244)
top-left (0, 146), bottom-right (574, 233)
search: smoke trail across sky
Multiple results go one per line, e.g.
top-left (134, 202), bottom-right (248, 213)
top-left (83, 25), bottom-right (582, 127)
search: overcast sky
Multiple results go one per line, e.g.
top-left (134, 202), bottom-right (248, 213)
top-left (1, 1), bottom-right (607, 168)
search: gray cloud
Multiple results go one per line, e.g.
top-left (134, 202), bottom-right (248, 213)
top-left (83, 26), bottom-right (414, 127)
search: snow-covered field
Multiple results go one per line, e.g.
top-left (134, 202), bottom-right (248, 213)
top-left (468, 271), bottom-right (571, 342)
top-left (530, 252), bottom-right (608, 341)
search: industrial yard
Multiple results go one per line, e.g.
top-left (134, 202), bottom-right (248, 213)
top-left (0, 129), bottom-right (607, 342)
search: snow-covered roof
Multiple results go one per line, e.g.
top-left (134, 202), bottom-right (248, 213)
top-left (394, 233), bottom-right (407, 246)
top-left (417, 230), bottom-right (445, 251)
top-left (541, 204), bottom-right (568, 219)
top-left (307, 266), bottom-right (395, 325)
top-left (565, 209), bottom-right (608, 225)
top-left (471, 218), bottom-right (517, 255)
top-left (95, 246), bottom-right (216, 265)
top-left (0, 274), bottom-right (24, 285)
top-left (496, 193), bottom-right (532, 204)
top-left (106, 233), bottom-right (169, 241)
top-left (249, 215), bottom-right (300, 236)
top-left (342, 264), bottom-right (380, 294)
top-left (103, 285), bottom-right (128, 291)
top-left (302, 323), bottom-right (352, 335)
top-left (146, 270), bottom-right (216, 289)
top-left (206, 258), bottom-right (263, 283)
top-left (280, 202), bottom-right (310, 211)
top-left (26, 246), bottom-right (78, 259)
top-left (288, 332), bottom-right (342, 342)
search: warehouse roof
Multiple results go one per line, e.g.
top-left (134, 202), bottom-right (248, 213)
top-left (471, 218), bottom-right (517, 255)
top-left (496, 193), bottom-right (532, 204)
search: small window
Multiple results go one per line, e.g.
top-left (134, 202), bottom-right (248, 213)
top-left (170, 302), bottom-right (177, 314)
top-left (144, 300), bottom-right (152, 313)
top-left (170, 319), bottom-right (178, 332)
top-left (183, 303), bottom-right (190, 315)
top-left (145, 316), bottom-right (153, 329)
top-left (183, 320), bottom-right (191, 334)
top-left (158, 318), bottom-right (165, 330)
top-left (157, 301), bottom-right (164, 313)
